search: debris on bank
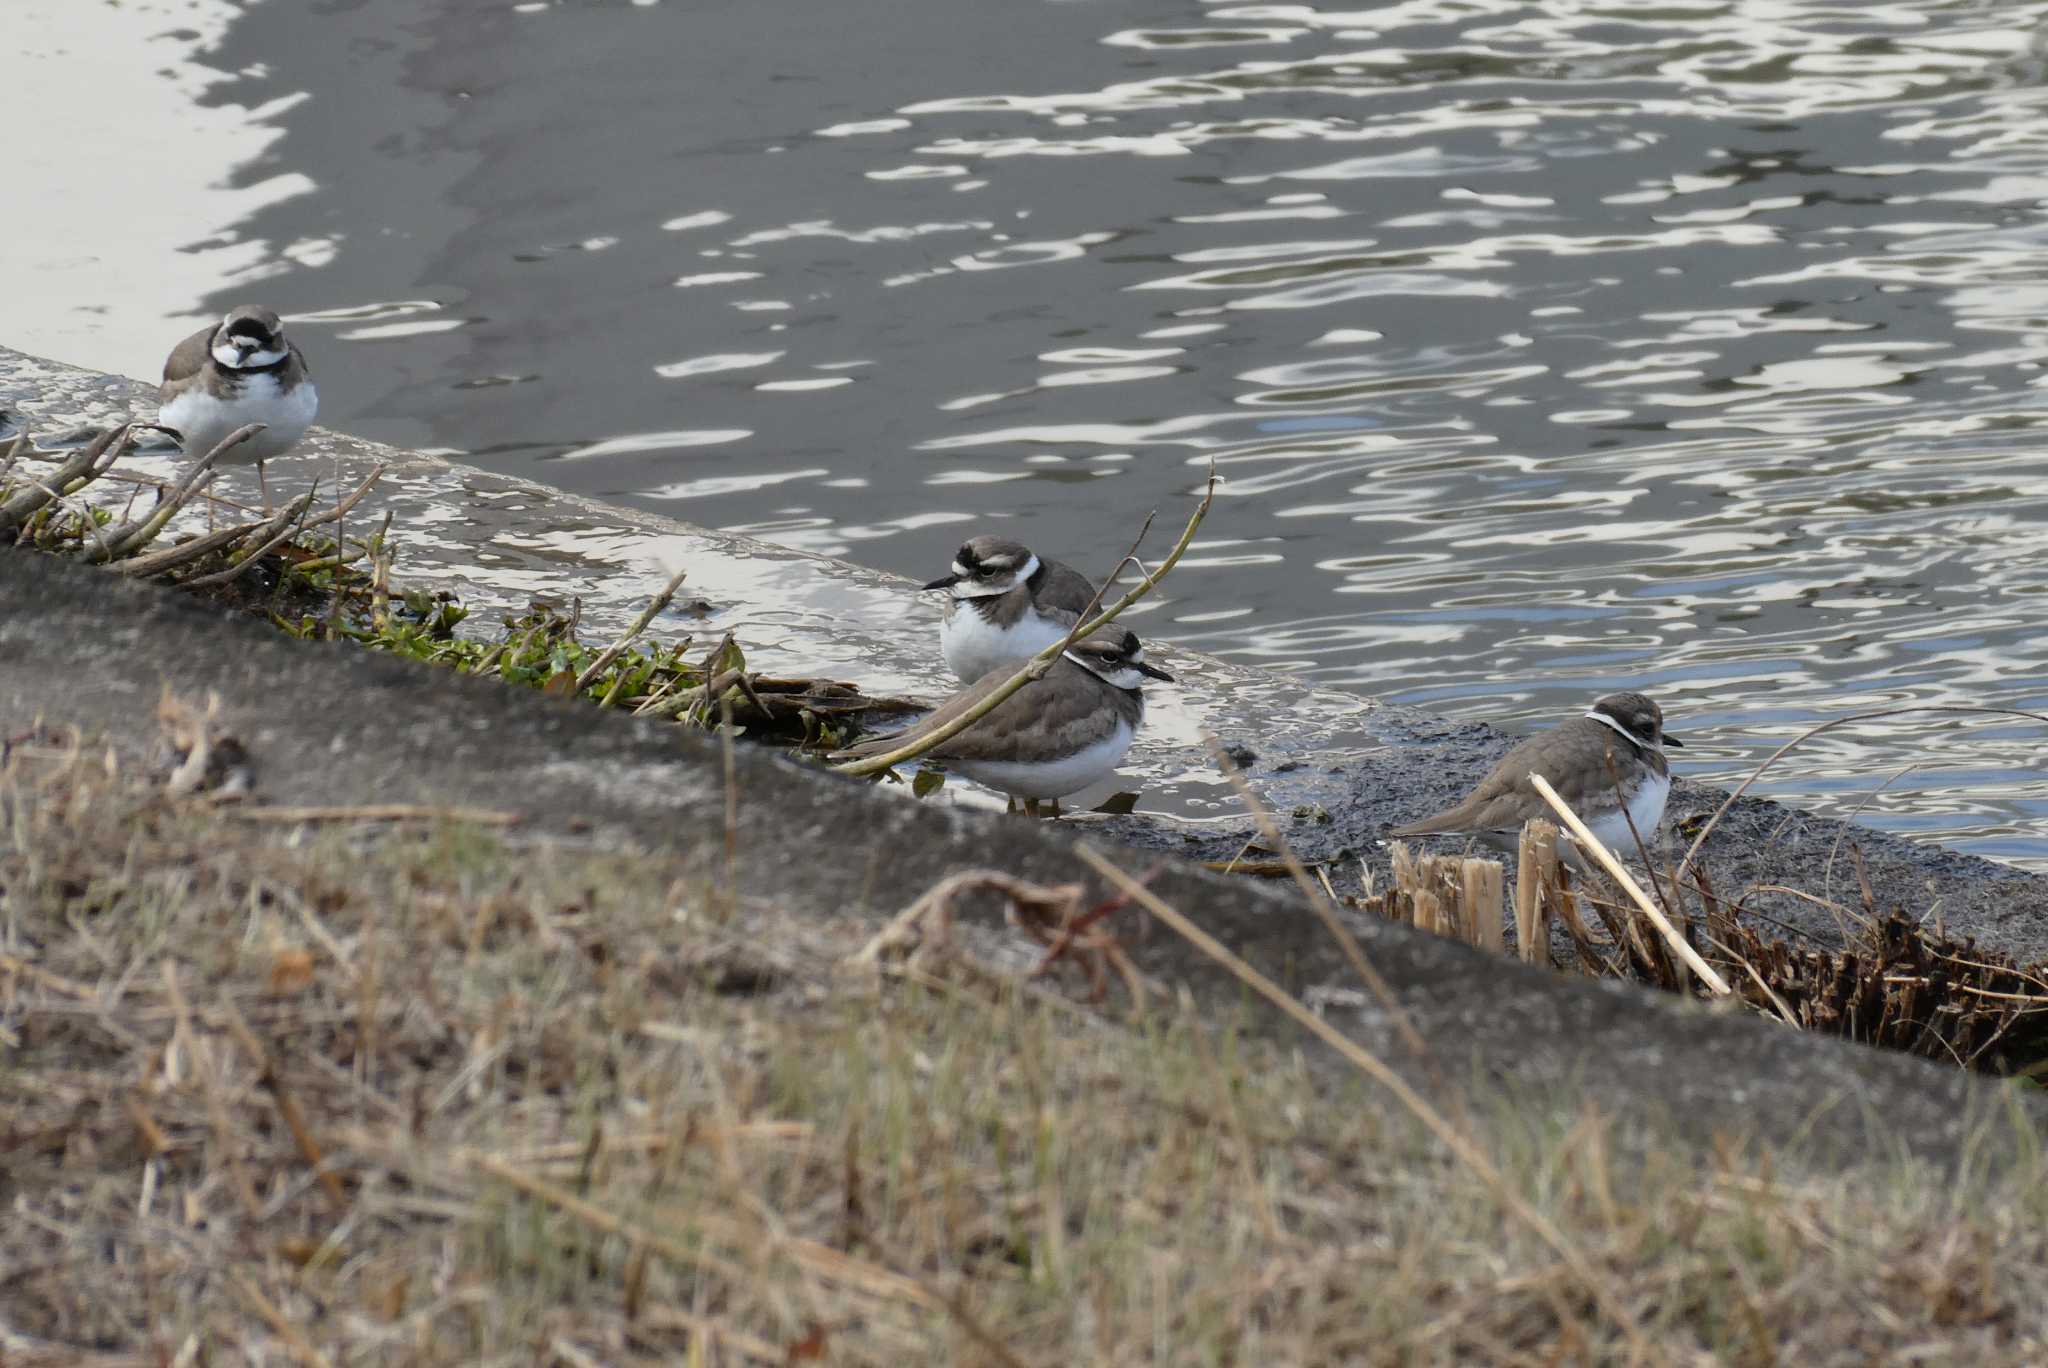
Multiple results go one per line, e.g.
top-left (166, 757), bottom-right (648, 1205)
top-left (1339, 822), bottom-right (2048, 1078)
top-left (3, 423), bottom-right (918, 750)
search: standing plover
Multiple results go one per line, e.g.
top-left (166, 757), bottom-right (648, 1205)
top-left (1391, 691), bottom-right (1683, 862)
top-left (837, 627), bottom-right (1172, 814)
top-left (158, 305), bottom-right (317, 506)
top-left (923, 535), bottom-right (1098, 684)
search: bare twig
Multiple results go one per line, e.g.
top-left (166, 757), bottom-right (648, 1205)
top-left (575, 567), bottom-right (689, 693)
top-left (835, 467), bottom-right (1214, 778)
top-left (0, 424), bottom-right (131, 535)
top-left (95, 424), bottom-right (255, 559)
top-left (1204, 734), bottom-right (1432, 1063)
top-left (1680, 705), bottom-right (2048, 879)
top-left (1529, 774), bottom-right (1731, 996)
top-left (180, 490), bottom-right (319, 588)
top-left (110, 519), bottom-right (263, 579)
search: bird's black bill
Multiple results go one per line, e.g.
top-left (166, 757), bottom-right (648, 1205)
top-left (920, 574), bottom-right (960, 591)
top-left (1662, 733), bottom-right (1684, 748)
top-left (1136, 661), bottom-right (1175, 682)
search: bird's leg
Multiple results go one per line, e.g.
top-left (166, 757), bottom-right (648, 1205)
top-left (257, 460), bottom-right (272, 513)
top-left (1007, 796), bottom-right (1020, 816)
top-left (1022, 798), bottom-right (1041, 819)
top-left (1045, 798), bottom-right (1063, 820)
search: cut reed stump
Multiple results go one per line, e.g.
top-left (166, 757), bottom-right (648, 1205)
top-left (1382, 843), bottom-right (1505, 952)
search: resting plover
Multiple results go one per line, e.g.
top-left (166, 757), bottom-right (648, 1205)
top-left (1391, 691), bottom-right (1683, 864)
top-left (837, 627), bottom-right (1172, 814)
top-left (158, 305), bottom-right (317, 506)
top-left (923, 535), bottom-right (1098, 684)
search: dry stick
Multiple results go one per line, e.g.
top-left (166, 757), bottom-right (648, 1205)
top-left (1203, 735), bottom-right (1432, 1063)
top-left (111, 518), bottom-right (265, 579)
top-left (1530, 774), bottom-right (1731, 997)
top-left (226, 803), bottom-right (521, 825)
top-left (575, 567), bottom-right (689, 693)
top-left (98, 424), bottom-right (255, 558)
top-left (0, 425), bottom-right (126, 533)
top-left (33, 426), bottom-right (138, 559)
top-left (637, 1308), bottom-right (785, 1365)
top-left (181, 490), bottom-right (320, 588)
top-left (368, 511), bottom-right (395, 632)
top-left (297, 462), bottom-right (386, 534)
top-left (1072, 843), bottom-right (1648, 1357)
top-left (0, 430), bottom-right (27, 487)
top-left (1602, 747), bottom-right (1680, 921)
top-left (1680, 704), bottom-right (2048, 880)
top-left (835, 471), bottom-right (1215, 778)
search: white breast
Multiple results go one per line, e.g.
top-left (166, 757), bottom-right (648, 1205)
top-left (939, 602), bottom-right (1070, 684)
top-left (949, 720), bottom-right (1136, 800)
top-left (1581, 770), bottom-right (1672, 856)
top-left (160, 375), bottom-right (318, 466)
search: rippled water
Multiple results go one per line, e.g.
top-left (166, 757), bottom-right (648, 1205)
top-left (10, 0), bottom-right (2048, 864)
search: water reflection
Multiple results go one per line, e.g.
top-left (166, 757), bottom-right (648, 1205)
top-left (9, 0), bottom-right (2048, 861)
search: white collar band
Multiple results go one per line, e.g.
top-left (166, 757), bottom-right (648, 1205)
top-left (1583, 709), bottom-right (1658, 753)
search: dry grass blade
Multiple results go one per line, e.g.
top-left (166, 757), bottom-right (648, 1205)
top-left (470, 1152), bottom-right (941, 1309)
top-left (230, 1272), bottom-right (334, 1368)
top-left (226, 803), bottom-right (522, 825)
top-left (1679, 704), bottom-right (2048, 879)
top-left (1072, 842), bottom-right (1650, 1359)
top-left (1203, 733), bottom-right (1432, 1062)
top-left (1530, 773), bottom-right (1732, 997)
top-left (833, 467), bottom-right (1215, 778)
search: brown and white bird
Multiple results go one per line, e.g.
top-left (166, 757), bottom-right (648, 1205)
top-left (923, 535), bottom-right (1098, 684)
top-left (158, 305), bottom-right (317, 505)
top-left (836, 627), bottom-right (1172, 813)
top-left (1390, 691), bottom-right (1683, 860)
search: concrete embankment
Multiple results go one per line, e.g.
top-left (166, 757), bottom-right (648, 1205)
top-left (3, 546), bottom-right (2039, 1172)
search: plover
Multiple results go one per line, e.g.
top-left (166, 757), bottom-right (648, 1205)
top-left (158, 305), bottom-right (317, 506)
top-left (837, 627), bottom-right (1172, 814)
top-left (1391, 691), bottom-right (1683, 863)
top-left (923, 535), bottom-right (1098, 684)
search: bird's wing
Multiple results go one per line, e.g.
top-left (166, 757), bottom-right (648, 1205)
top-left (832, 668), bottom-right (1014, 760)
top-left (1389, 733), bottom-right (1550, 836)
top-left (160, 325), bottom-right (216, 391)
top-left (1036, 559), bottom-right (1101, 616)
top-left (835, 662), bottom-right (1115, 764)
top-left (1391, 723), bottom-right (1647, 836)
